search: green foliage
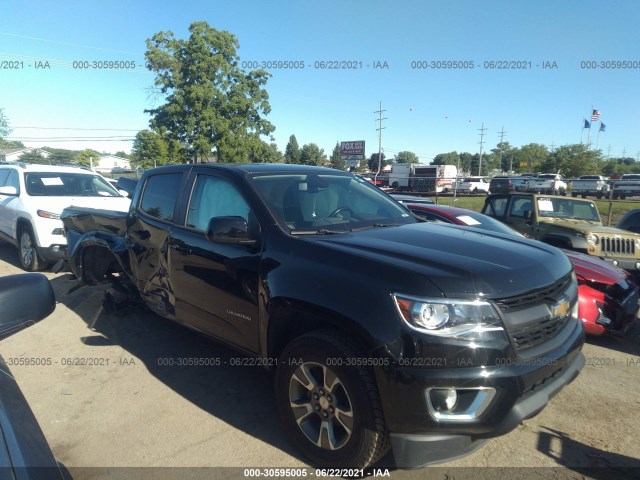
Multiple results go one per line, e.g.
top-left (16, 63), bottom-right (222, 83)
top-left (41, 147), bottom-right (76, 164)
top-left (115, 150), bottom-right (131, 159)
top-left (541, 144), bottom-right (601, 177)
top-left (300, 143), bottom-right (327, 166)
top-left (395, 151), bottom-right (419, 164)
top-left (513, 143), bottom-right (549, 173)
top-left (144, 21), bottom-right (275, 163)
top-left (132, 129), bottom-right (169, 168)
top-left (248, 140), bottom-right (283, 163)
top-left (0, 108), bottom-right (11, 138)
top-left (329, 142), bottom-right (345, 170)
top-left (432, 151), bottom-right (459, 166)
top-left (0, 139), bottom-right (24, 149)
top-left (368, 152), bottom-right (386, 172)
top-left (74, 149), bottom-right (101, 167)
top-left (284, 135), bottom-right (301, 164)
top-left (18, 151), bottom-right (49, 164)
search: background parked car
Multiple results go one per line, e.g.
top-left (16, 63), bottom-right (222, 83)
top-left (0, 163), bottom-right (131, 271)
top-left (405, 202), bottom-right (639, 336)
top-left (457, 176), bottom-right (489, 193)
top-left (0, 273), bottom-right (64, 479)
top-left (489, 176), bottom-right (528, 194)
top-left (617, 209), bottom-right (640, 234)
top-left (389, 193), bottom-right (434, 205)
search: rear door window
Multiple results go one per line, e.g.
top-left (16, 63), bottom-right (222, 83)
top-left (140, 173), bottom-right (183, 222)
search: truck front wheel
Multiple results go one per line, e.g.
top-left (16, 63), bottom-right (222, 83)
top-left (275, 330), bottom-right (389, 469)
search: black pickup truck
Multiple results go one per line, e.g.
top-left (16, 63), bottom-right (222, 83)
top-left (62, 163), bottom-right (585, 470)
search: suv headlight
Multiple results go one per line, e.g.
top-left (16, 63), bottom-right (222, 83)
top-left (392, 294), bottom-right (506, 342)
top-left (587, 233), bottom-right (598, 246)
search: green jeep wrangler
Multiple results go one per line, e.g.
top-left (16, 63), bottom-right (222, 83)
top-left (482, 193), bottom-right (640, 272)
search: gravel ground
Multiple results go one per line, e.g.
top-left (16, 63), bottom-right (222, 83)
top-left (0, 242), bottom-right (638, 480)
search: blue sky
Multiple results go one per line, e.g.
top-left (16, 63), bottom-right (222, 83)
top-left (1, 0), bottom-right (639, 162)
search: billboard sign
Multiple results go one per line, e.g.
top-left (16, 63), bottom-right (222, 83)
top-left (340, 141), bottom-right (365, 160)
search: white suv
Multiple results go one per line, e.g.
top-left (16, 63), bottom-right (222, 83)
top-left (457, 176), bottom-right (489, 193)
top-left (0, 163), bottom-right (131, 271)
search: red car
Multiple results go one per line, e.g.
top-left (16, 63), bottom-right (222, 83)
top-left (405, 203), bottom-right (639, 336)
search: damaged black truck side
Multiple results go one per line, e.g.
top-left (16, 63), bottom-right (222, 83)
top-left (62, 164), bottom-right (585, 470)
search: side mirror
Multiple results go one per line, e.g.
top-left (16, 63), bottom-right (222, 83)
top-left (0, 186), bottom-right (18, 196)
top-left (206, 216), bottom-right (257, 245)
top-left (0, 273), bottom-right (55, 340)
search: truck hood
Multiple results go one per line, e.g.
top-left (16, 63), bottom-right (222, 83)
top-left (538, 218), bottom-right (638, 236)
top-left (37, 195), bottom-right (131, 214)
top-left (312, 223), bottom-right (572, 299)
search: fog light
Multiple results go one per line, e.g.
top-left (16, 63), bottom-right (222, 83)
top-left (613, 260), bottom-right (619, 266)
top-left (429, 388), bottom-right (458, 412)
top-left (635, 262), bottom-right (640, 270)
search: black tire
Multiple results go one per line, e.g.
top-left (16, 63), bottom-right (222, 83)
top-left (17, 225), bottom-right (44, 272)
top-left (275, 330), bottom-right (389, 469)
top-left (391, 181), bottom-right (399, 191)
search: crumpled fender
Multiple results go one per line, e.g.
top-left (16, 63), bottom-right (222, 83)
top-left (62, 207), bottom-right (131, 285)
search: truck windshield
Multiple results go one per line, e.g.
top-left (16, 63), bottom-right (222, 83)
top-left (249, 172), bottom-right (416, 233)
top-left (25, 173), bottom-right (122, 197)
top-left (536, 197), bottom-right (600, 222)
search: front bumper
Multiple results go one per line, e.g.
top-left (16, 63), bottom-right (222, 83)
top-left (601, 257), bottom-right (640, 272)
top-left (377, 319), bottom-right (585, 468)
top-left (389, 350), bottom-right (585, 468)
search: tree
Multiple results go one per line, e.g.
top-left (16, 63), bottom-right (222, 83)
top-left (330, 142), bottom-right (345, 170)
top-left (132, 130), bottom-right (169, 168)
top-left (284, 135), bottom-right (301, 164)
top-left (18, 151), bottom-right (49, 164)
top-left (432, 151), bottom-right (459, 166)
top-left (74, 149), bottom-right (101, 168)
top-left (512, 143), bottom-right (549, 173)
top-left (144, 21), bottom-right (275, 163)
top-left (248, 140), bottom-right (283, 163)
top-left (541, 144), bottom-right (601, 178)
top-left (368, 153), bottom-right (386, 172)
top-left (395, 151), bottom-right (419, 164)
top-left (115, 150), bottom-right (131, 159)
top-left (43, 147), bottom-right (76, 164)
top-left (0, 108), bottom-right (11, 138)
top-left (300, 143), bottom-right (327, 166)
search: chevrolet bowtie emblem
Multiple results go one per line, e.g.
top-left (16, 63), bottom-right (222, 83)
top-left (552, 300), bottom-right (570, 318)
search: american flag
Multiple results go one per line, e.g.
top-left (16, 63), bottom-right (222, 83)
top-left (591, 109), bottom-right (601, 121)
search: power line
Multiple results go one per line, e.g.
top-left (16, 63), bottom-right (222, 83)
top-left (0, 32), bottom-right (141, 56)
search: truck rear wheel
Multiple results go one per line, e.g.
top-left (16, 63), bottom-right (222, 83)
top-left (275, 330), bottom-right (389, 469)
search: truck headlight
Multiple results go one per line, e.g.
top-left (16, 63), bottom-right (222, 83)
top-left (392, 294), bottom-right (506, 341)
top-left (587, 233), bottom-right (598, 246)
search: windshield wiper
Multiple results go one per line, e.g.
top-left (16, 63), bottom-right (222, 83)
top-left (290, 228), bottom-right (346, 235)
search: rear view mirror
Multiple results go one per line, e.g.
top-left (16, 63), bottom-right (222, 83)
top-left (0, 273), bottom-right (55, 340)
top-left (524, 210), bottom-right (533, 221)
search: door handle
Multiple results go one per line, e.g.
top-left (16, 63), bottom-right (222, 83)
top-left (171, 244), bottom-right (192, 254)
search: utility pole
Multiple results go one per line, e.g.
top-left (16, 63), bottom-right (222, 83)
top-left (498, 126), bottom-right (507, 172)
top-left (374, 101), bottom-right (387, 180)
top-left (477, 123), bottom-right (487, 176)
top-left (622, 148), bottom-right (627, 159)
top-left (607, 145), bottom-right (611, 160)
top-left (549, 142), bottom-right (556, 153)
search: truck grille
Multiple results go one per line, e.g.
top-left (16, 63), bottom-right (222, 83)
top-left (494, 274), bottom-right (571, 311)
top-left (600, 236), bottom-right (635, 256)
top-left (510, 316), bottom-right (570, 351)
top-left (494, 273), bottom-right (575, 354)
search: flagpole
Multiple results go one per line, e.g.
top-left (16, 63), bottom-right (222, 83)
top-left (587, 118), bottom-right (592, 148)
top-left (596, 125), bottom-right (601, 150)
top-left (581, 118), bottom-right (585, 144)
